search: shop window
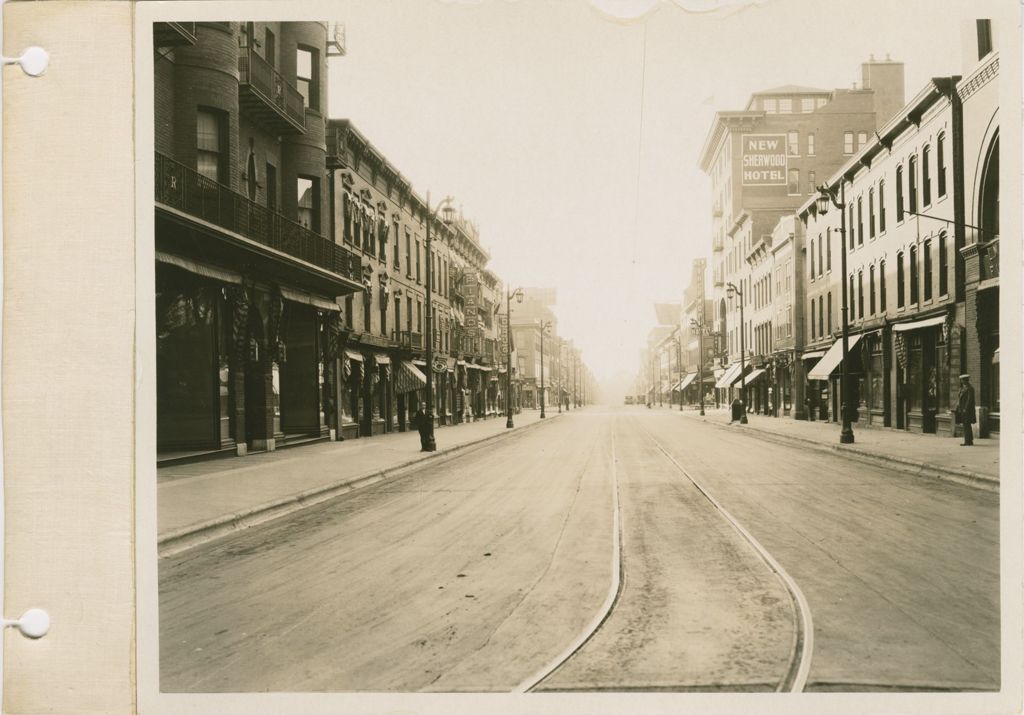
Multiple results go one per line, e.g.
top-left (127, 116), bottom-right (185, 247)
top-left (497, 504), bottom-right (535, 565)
top-left (906, 335), bottom-right (922, 412)
top-left (870, 346), bottom-right (884, 410)
top-left (923, 238), bottom-right (933, 300)
top-left (937, 133), bottom-right (947, 197)
top-left (196, 108), bottom-right (225, 183)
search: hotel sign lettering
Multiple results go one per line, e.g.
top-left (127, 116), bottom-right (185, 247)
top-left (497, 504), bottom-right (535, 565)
top-left (741, 134), bottom-right (787, 186)
top-left (464, 270), bottom-right (479, 327)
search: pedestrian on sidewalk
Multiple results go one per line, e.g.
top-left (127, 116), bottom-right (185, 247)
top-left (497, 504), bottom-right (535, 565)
top-left (413, 402), bottom-right (431, 451)
top-left (956, 374), bottom-right (976, 446)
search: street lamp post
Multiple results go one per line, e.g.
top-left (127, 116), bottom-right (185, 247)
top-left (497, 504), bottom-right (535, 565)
top-left (690, 317), bottom-right (706, 416)
top-left (420, 191), bottom-right (456, 451)
top-left (505, 285), bottom-right (523, 429)
top-left (538, 320), bottom-right (551, 419)
top-left (726, 281), bottom-right (747, 425)
top-left (817, 182), bottom-right (855, 444)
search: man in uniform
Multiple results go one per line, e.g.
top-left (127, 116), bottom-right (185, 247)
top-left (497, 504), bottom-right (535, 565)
top-left (956, 374), bottom-right (976, 446)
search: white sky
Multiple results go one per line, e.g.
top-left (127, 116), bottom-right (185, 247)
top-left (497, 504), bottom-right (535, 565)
top-left (328, 0), bottom-right (986, 388)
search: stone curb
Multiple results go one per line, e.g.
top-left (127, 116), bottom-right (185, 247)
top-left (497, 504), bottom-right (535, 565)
top-left (158, 413), bottom-right (564, 558)
top-left (677, 412), bottom-right (999, 493)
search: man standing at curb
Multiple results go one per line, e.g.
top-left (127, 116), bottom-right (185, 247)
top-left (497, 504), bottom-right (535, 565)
top-left (413, 402), bottom-right (431, 452)
top-left (956, 374), bottom-right (976, 446)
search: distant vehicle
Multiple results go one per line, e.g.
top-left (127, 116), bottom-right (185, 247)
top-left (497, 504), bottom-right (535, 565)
top-left (624, 396), bottom-right (634, 405)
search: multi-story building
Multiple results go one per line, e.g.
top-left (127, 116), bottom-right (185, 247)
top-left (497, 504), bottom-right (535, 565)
top-left (327, 119), bottom-right (457, 438)
top-left (766, 215), bottom-right (806, 418)
top-left (678, 259), bottom-right (714, 406)
top-left (958, 19), bottom-right (1000, 436)
top-left (798, 69), bottom-right (971, 436)
top-left (510, 289), bottom-right (558, 410)
top-left (154, 22), bottom-right (363, 461)
top-left (700, 59), bottom-right (905, 408)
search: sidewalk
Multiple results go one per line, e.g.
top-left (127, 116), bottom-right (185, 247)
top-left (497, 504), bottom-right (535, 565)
top-left (158, 410), bottom-right (559, 555)
top-left (665, 405), bottom-right (1000, 490)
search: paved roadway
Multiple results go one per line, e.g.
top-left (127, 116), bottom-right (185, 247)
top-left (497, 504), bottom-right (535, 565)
top-left (159, 406), bottom-right (999, 693)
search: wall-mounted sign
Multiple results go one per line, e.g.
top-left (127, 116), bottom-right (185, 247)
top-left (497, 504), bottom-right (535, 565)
top-left (464, 271), bottom-right (479, 329)
top-left (741, 134), bottom-right (787, 186)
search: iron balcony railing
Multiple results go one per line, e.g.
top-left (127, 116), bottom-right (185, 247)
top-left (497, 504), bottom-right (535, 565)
top-left (238, 48), bottom-right (305, 132)
top-left (155, 152), bottom-right (361, 283)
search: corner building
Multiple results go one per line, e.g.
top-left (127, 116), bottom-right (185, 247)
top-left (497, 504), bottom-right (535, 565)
top-left (154, 22), bottom-right (362, 461)
top-left (699, 59), bottom-right (904, 411)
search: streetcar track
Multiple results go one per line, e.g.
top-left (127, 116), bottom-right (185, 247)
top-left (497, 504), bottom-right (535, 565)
top-left (512, 423), bottom-right (625, 693)
top-left (632, 417), bottom-right (814, 693)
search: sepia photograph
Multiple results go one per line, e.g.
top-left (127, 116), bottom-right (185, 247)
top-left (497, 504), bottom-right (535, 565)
top-left (140, 0), bottom-right (1015, 709)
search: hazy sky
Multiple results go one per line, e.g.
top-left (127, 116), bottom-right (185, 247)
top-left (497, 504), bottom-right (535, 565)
top-left (328, 0), bottom-right (986, 385)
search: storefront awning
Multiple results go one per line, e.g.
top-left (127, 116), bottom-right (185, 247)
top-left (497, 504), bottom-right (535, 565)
top-left (993, 347), bottom-right (1000, 364)
top-left (394, 360), bottom-right (427, 394)
top-left (715, 362), bottom-right (743, 388)
top-left (679, 372), bottom-right (697, 391)
top-left (801, 350), bottom-right (826, 360)
top-left (279, 285), bottom-right (340, 312)
top-left (374, 354), bottom-right (391, 365)
top-left (156, 251), bottom-right (242, 285)
top-left (344, 350), bottom-right (364, 362)
top-left (807, 334), bottom-right (863, 381)
top-left (735, 368), bottom-right (766, 388)
top-left (412, 359), bottom-right (427, 367)
top-left (893, 315), bottom-right (946, 332)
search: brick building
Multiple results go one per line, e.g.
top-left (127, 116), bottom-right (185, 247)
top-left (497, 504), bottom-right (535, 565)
top-left (958, 20), bottom-right (1000, 436)
top-left (798, 70), bottom-right (969, 436)
top-left (700, 60), bottom-right (905, 409)
top-left (154, 22), bottom-right (362, 461)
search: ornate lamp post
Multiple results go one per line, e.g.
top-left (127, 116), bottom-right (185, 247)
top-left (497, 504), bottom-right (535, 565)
top-left (505, 285), bottom-right (523, 428)
top-left (726, 281), bottom-right (748, 425)
top-left (422, 191), bottom-right (456, 452)
top-left (817, 183), bottom-right (855, 444)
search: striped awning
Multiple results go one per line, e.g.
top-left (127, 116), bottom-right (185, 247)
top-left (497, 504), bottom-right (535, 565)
top-left (734, 368), bottom-right (766, 388)
top-left (808, 335), bottom-right (863, 381)
top-left (394, 360), bottom-right (427, 394)
top-left (715, 362), bottom-right (743, 388)
top-left (678, 372), bottom-right (697, 391)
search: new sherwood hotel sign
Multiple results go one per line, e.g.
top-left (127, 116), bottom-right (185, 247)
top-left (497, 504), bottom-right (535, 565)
top-left (741, 134), bottom-right (787, 186)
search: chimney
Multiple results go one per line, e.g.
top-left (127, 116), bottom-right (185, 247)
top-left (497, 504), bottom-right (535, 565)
top-left (862, 55), bottom-right (905, 128)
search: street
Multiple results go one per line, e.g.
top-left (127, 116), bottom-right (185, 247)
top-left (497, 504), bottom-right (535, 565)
top-left (159, 407), bottom-right (999, 693)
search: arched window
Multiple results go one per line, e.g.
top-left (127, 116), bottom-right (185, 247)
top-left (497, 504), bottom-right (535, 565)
top-left (869, 188), bottom-right (875, 238)
top-left (879, 179), bottom-right (887, 232)
top-left (896, 166), bottom-right (904, 221)
top-left (937, 132), bottom-right (947, 197)
top-left (979, 134), bottom-right (1000, 241)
